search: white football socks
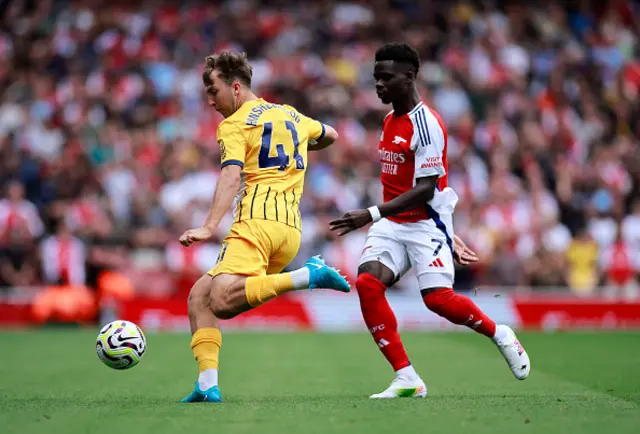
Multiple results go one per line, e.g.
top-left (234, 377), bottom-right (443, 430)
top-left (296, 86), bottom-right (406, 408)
top-left (290, 267), bottom-right (310, 290)
top-left (396, 365), bottom-right (418, 381)
top-left (198, 368), bottom-right (218, 390)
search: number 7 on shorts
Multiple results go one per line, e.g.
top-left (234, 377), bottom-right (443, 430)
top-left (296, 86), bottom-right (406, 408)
top-left (431, 239), bottom-right (443, 256)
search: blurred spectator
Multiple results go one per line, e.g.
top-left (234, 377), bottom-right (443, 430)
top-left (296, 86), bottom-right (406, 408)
top-left (566, 228), bottom-right (600, 295)
top-left (165, 239), bottom-right (221, 279)
top-left (40, 220), bottom-right (86, 286)
top-left (526, 248), bottom-right (568, 288)
top-left (0, 227), bottom-right (39, 288)
top-left (599, 223), bottom-right (640, 299)
top-left (622, 199), bottom-right (640, 256)
top-left (0, 0), bottom-right (638, 296)
top-left (0, 181), bottom-right (44, 246)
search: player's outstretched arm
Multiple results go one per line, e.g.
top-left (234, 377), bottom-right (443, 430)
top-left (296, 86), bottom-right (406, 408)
top-left (330, 176), bottom-right (437, 236)
top-left (308, 124), bottom-right (339, 151)
top-left (179, 165), bottom-right (242, 247)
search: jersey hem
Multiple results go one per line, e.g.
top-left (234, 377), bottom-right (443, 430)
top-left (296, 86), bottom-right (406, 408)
top-left (233, 216), bottom-right (301, 232)
top-left (387, 215), bottom-right (429, 224)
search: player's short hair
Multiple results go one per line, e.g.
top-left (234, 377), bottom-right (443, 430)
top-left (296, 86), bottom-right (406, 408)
top-left (375, 43), bottom-right (420, 74)
top-left (203, 51), bottom-right (253, 89)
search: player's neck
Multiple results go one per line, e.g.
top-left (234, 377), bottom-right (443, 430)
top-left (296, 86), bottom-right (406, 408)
top-left (238, 91), bottom-right (258, 108)
top-left (392, 89), bottom-right (421, 117)
top-left (228, 91), bottom-right (259, 116)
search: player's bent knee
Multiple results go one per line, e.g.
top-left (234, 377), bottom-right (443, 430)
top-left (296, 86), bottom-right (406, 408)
top-left (208, 288), bottom-right (232, 319)
top-left (210, 300), bottom-right (237, 320)
top-left (209, 275), bottom-right (247, 320)
top-left (357, 261), bottom-right (395, 287)
top-left (187, 275), bottom-right (214, 314)
top-left (422, 287), bottom-right (454, 311)
top-left (355, 273), bottom-right (386, 297)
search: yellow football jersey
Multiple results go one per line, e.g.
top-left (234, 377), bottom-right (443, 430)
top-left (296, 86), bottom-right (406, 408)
top-left (216, 98), bottom-right (325, 231)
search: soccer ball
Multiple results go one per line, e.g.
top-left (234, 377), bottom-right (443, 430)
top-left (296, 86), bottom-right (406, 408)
top-left (96, 320), bottom-right (146, 370)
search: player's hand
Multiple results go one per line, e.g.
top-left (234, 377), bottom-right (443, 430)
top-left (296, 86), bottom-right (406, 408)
top-left (329, 209), bottom-right (372, 236)
top-left (179, 227), bottom-right (215, 247)
top-left (453, 235), bottom-right (479, 266)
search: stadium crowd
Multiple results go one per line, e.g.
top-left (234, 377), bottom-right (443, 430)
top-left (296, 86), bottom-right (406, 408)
top-left (1, 0), bottom-right (639, 296)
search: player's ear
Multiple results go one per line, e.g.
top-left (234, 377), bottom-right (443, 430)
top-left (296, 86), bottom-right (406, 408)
top-left (405, 70), bottom-right (416, 83)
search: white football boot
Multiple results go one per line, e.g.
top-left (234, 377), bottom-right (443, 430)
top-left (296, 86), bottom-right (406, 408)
top-left (493, 324), bottom-right (530, 380)
top-left (370, 375), bottom-right (427, 399)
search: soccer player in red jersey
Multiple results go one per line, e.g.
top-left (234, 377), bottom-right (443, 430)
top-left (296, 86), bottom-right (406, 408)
top-left (330, 43), bottom-right (530, 398)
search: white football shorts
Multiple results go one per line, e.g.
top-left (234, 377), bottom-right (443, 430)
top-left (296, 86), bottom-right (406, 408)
top-left (358, 215), bottom-right (455, 289)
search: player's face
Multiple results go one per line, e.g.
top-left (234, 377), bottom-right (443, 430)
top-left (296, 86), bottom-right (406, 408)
top-left (205, 70), bottom-right (239, 118)
top-left (373, 61), bottom-right (411, 105)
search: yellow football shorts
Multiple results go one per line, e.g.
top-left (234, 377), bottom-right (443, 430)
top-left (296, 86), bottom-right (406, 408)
top-left (208, 219), bottom-right (301, 277)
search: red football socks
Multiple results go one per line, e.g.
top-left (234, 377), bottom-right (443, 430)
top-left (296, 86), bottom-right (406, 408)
top-left (423, 288), bottom-right (496, 338)
top-left (423, 288), bottom-right (496, 337)
top-left (356, 273), bottom-right (410, 371)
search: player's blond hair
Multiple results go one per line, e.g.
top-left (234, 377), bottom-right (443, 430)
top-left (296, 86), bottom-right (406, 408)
top-left (203, 51), bottom-right (253, 90)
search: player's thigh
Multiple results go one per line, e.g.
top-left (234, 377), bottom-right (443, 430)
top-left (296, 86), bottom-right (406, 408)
top-left (358, 219), bottom-right (409, 286)
top-left (208, 221), bottom-right (270, 278)
top-left (402, 223), bottom-right (455, 290)
top-left (265, 221), bottom-right (301, 275)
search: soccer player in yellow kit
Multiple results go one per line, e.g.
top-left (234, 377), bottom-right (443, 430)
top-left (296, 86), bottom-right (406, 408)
top-left (179, 52), bottom-right (350, 403)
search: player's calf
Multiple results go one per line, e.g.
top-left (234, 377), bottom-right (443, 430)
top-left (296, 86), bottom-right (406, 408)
top-left (205, 256), bottom-right (350, 319)
top-left (357, 271), bottom-right (428, 398)
top-left (243, 255), bottom-right (350, 309)
top-left (422, 287), bottom-right (496, 337)
top-left (356, 273), bottom-right (411, 371)
top-left (422, 287), bottom-right (530, 380)
top-left (183, 274), bottom-right (225, 403)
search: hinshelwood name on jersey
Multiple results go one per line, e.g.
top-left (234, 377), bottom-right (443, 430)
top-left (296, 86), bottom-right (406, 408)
top-left (246, 103), bottom-right (301, 126)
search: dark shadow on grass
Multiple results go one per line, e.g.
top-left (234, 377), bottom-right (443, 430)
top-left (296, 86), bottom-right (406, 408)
top-left (3, 396), bottom-right (175, 409)
top-left (216, 393), bottom-right (554, 406)
top-left (4, 392), bottom-right (615, 410)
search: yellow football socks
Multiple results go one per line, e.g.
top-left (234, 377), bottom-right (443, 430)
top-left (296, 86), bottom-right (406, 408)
top-left (244, 273), bottom-right (296, 307)
top-left (191, 328), bottom-right (222, 372)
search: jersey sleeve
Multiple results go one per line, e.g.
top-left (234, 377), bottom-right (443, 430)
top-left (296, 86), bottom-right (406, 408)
top-left (216, 120), bottom-right (246, 169)
top-left (284, 104), bottom-right (326, 141)
top-left (412, 114), bottom-right (446, 179)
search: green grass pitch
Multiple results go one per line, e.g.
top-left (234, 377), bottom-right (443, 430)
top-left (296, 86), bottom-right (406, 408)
top-left (1, 330), bottom-right (639, 434)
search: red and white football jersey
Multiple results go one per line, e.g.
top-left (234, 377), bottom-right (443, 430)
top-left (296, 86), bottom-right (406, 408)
top-left (0, 199), bottom-right (44, 243)
top-left (40, 235), bottom-right (86, 285)
top-left (378, 101), bottom-right (458, 223)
